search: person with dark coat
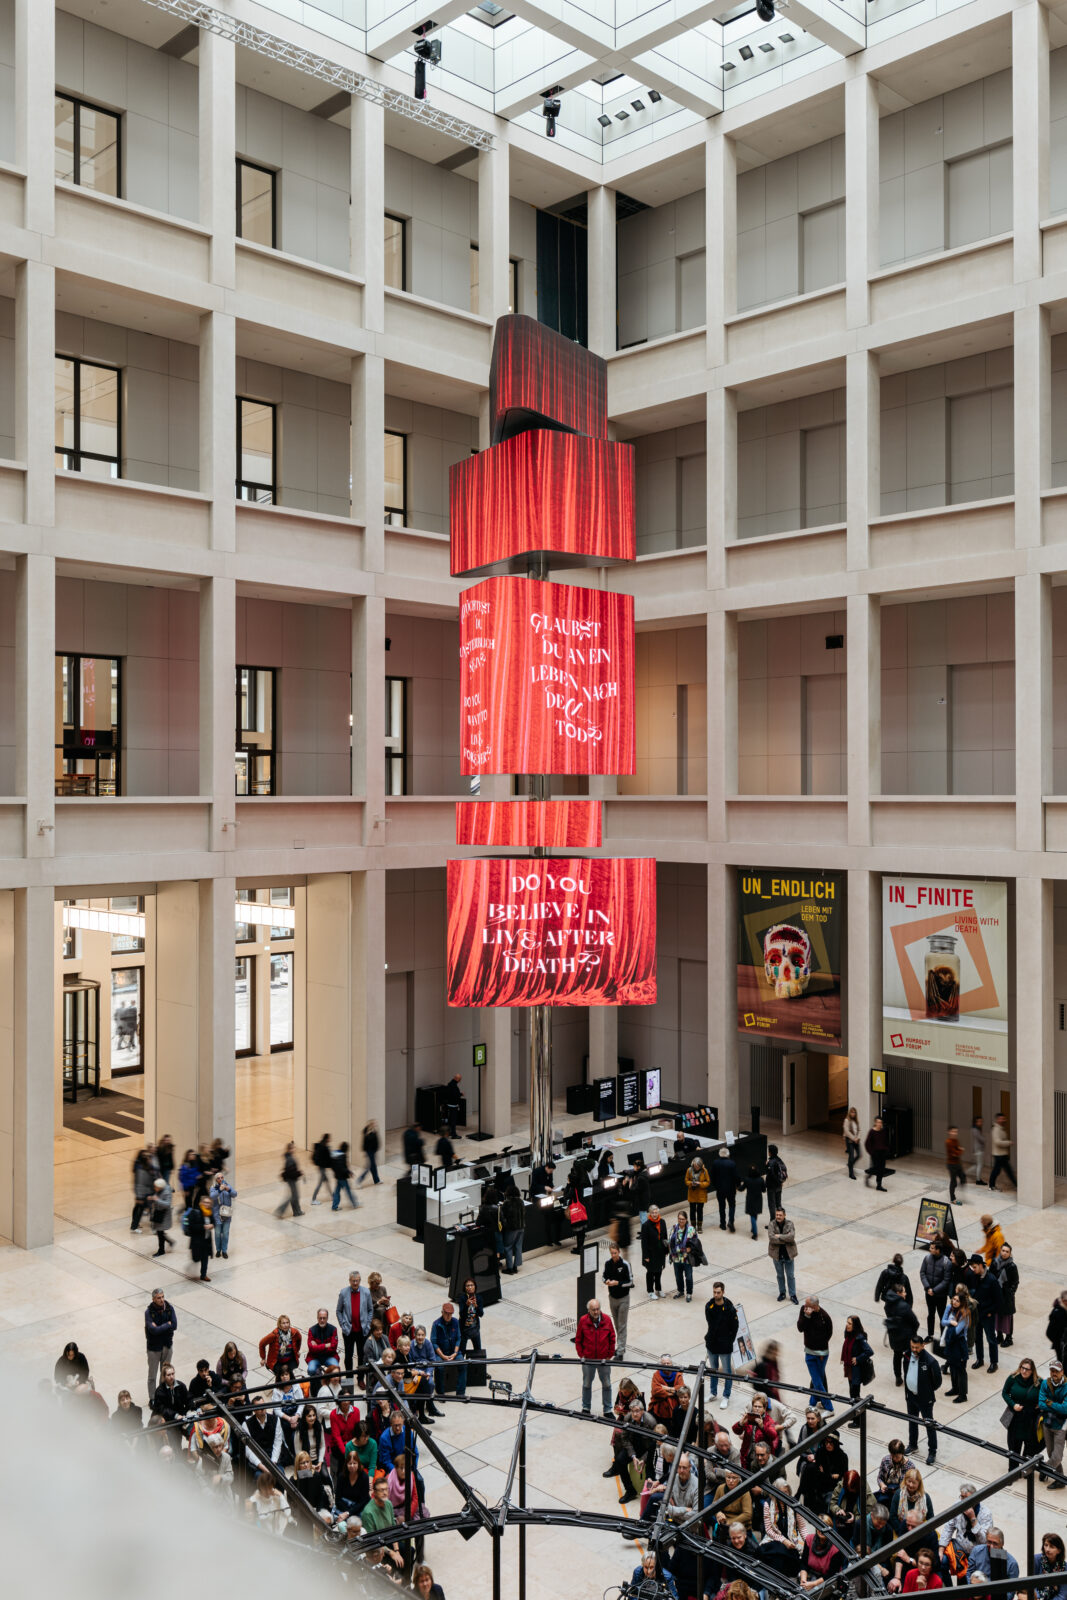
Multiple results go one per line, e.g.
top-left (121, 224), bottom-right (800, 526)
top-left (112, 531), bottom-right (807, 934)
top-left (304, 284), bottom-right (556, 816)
top-left (711, 1146), bottom-right (739, 1232)
top-left (403, 1123), bottom-right (425, 1167)
top-left (1047, 1292), bottom-right (1067, 1368)
top-left (884, 1288), bottom-right (920, 1386)
top-left (903, 1336), bottom-right (942, 1466)
top-left (434, 1132), bottom-right (455, 1170)
top-left (741, 1167), bottom-right (765, 1241)
top-left (920, 1243), bottom-right (953, 1344)
top-left (310, 1134), bottom-right (334, 1205)
top-left (150, 1364), bottom-right (190, 1423)
top-left (705, 1280), bottom-right (740, 1407)
top-left (144, 1288), bottom-right (178, 1398)
top-left (358, 1120), bottom-right (381, 1186)
top-left (641, 1206), bottom-right (669, 1298)
top-left (1001, 1358), bottom-right (1041, 1460)
top-left (875, 1254), bottom-right (914, 1309)
top-left (764, 1145), bottom-right (787, 1214)
top-left (187, 1195), bottom-right (213, 1280)
top-left (864, 1118), bottom-right (890, 1190)
top-left (275, 1141), bottom-right (303, 1218)
top-left (443, 1073), bottom-right (463, 1139)
top-left (970, 1259), bottom-right (1003, 1373)
top-left (797, 1296), bottom-right (835, 1412)
top-left (992, 1243), bottom-right (1020, 1349)
top-left (55, 1341), bottom-right (90, 1389)
top-left (110, 1390), bottom-right (144, 1434)
top-left (630, 1158), bottom-right (651, 1222)
top-left (331, 1142), bottom-right (359, 1211)
top-left (841, 1315), bottom-right (874, 1412)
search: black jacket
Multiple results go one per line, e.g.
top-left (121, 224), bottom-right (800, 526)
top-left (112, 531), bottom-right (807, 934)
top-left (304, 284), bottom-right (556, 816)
top-left (501, 1191), bottom-right (524, 1231)
top-left (797, 1306), bottom-right (834, 1350)
top-left (875, 1264), bottom-right (914, 1306)
top-left (603, 1257), bottom-right (633, 1298)
top-left (403, 1126), bottom-right (425, 1165)
top-left (742, 1173), bottom-right (765, 1216)
top-left (973, 1273), bottom-right (1003, 1317)
top-left (150, 1379), bottom-right (190, 1421)
top-left (312, 1139), bottom-right (331, 1170)
top-left (992, 1256), bottom-right (1019, 1314)
top-left (704, 1296), bottom-right (740, 1354)
top-left (902, 1347), bottom-right (942, 1408)
top-left (144, 1299), bottom-right (178, 1350)
top-left (1047, 1301), bottom-right (1067, 1359)
top-left (711, 1156), bottom-right (739, 1197)
top-left (631, 1170), bottom-right (651, 1212)
top-left (640, 1215), bottom-right (668, 1266)
top-left (884, 1292), bottom-right (920, 1351)
top-left (919, 1252), bottom-right (953, 1298)
top-left (361, 1126), bottom-right (379, 1156)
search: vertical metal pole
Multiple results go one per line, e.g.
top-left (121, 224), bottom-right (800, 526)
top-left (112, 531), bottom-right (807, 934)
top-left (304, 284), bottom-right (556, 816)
top-left (696, 1378), bottom-right (706, 1600)
top-left (856, 1402), bottom-right (868, 1599)
top-left (403, 1415), bottom-right (412, 1564)
top-left (1027, 1465), bottom-right (1035, 1574)
top-left (493, 1527), bottom-right (502, 1600)
top-left (519, 1424), bottom-right (527, 1600)
top-left (526, 544), bottom-right (553, 1168)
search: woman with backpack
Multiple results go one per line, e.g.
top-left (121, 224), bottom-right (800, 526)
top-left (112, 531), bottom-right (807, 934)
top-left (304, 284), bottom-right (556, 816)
top-left (310, 1134), bottom-right (333, 1206)
top-left (841, 1315), bottom-right (874, 1416)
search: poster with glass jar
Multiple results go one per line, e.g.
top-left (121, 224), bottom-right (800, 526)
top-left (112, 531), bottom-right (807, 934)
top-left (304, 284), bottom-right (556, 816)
top-left (882, 876), bottom-right (1008, 1072)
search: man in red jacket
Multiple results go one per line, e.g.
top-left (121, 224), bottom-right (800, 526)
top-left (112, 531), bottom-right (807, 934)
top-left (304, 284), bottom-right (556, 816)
top-left (575, 1297), bottom-right (616, 1418)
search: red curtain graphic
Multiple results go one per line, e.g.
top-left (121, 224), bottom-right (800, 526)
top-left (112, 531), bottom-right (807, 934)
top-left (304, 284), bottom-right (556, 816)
top-left (460, 576), bottom-right (635, 776)
top-left (455, 799), bottom-right (602, 849)
top-left (490, 314), bottom-right (607, 442)
top-left (447, 857), bottom-right (657, 1007)
top-left (449, 430), bottom-right (635, 575)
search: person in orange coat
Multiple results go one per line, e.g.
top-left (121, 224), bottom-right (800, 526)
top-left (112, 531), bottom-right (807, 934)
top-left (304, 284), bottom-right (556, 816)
top-left (980, 1214), bottom-right (1005, 1267)
top-left (259, 1314), bottom-right (302, 1378)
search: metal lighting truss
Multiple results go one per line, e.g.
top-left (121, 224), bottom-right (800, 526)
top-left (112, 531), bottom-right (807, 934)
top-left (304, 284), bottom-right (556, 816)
top-left (140, 0), bottom-right (495, 149)
top-left (180, 1353), bottom-right (1065, 1600)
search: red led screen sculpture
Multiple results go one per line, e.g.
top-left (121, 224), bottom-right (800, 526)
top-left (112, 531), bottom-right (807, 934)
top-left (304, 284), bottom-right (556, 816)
top-left (447, 314), bottom-right (655, 1031)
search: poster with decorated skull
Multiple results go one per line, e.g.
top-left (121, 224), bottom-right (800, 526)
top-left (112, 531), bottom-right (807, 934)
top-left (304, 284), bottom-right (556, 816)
top-left (737, 871), bottom-right (844, 1048)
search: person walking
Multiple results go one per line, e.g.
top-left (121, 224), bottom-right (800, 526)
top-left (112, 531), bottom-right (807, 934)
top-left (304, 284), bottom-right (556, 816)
top-left (310, 1134), bottom-right (334, 1206)
top-left (358, 1120), bottom-right (381, 1185)
top-left (209, 1171), bottom-right (236, 1259)
top-left (992, 1242), bottom-right (1019, 1349)
top-left (864, 1118), bottom-right (890, 1190)
top-left (979, 1213), bottom-right (1005, 1267)
top-left (1001, 1357), bottom-right (1041, 1462)
top-left (574, 1298), bottom-right (616, 1418)
top-left (500, 1185), bottom-right (525, 1274)
top-left (712, 1146), bottom-right (740, 1233)
top-left (149, 1177), bottom-right (174, 1257)
top-left (741, 1166), bottom-right (765, 1241)
top-left (940, 1293), bottom-right (971, 1402)
top-left (920, 1242), bottom-right (952, 1346)
top-left (971, 1116), bottom-right (986, 1186)
top-left (797, 1296), bottom-right (835, 1412)
top-left (843, 1108), bottom-right (862, 1180)
top-left (443, 1074), bottom-right (463, 1140)
top-left (187, 1194), bottom-right (213, 1281)
top-left (1039, 1360), bottom-right (1067, 1487)
top-left (156, 1135), bottom-right (175, 1186)
top-left (705, 1281), bottom-right (740, 1410)
top-left (131, 1148), bottom-right (155, 1232)
top-left (144, 1287), bottom-right (178, 1400)
top-left (275, 1141), bottom-right (304, 1218)
top-left (768, 1207), bottom-right (798, 1303)
top-left (989, 1113), bottom-right (1016, 1191)
top-left (1047, 1291), bottom-right (1067, 1368)
top-left (331, 1142), bottom-right (360, 1210)
top-left (945, 1126), bottom-right (967, 1204)
top-left (603, 1242), bottom-right (634, 1353)
top-left (685, 1156), bottom-right (711, 1231)
top-left (764, 1145), bottom-right (787, 1215)
top-left (903, 1335), bottom-right (942, 1467)
top-left (668, 1212), bottom-right (698, 1302)
top-left (641, 1205), bottom-right (668, 1299)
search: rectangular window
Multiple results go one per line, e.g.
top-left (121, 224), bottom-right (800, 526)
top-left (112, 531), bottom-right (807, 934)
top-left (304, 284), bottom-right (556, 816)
top-left (235, 955), bottom-right (255, 1056)
top-left (55, 93), bottom-right (120, 196)
top-left (470, 243), bottom-right (479, 314)
top-left (384, 430), bottom-right (407, 524)
top-left (55, 357), bottom-right (120, 478)
top-left (385, 676), bottom-right (408, 795)
top-left (270, 951), bottom-right (294, 1051)
top-left (385, 214), bottom-right (407, 290)
top-left (110, 966), bottom-right (143, 1074)
top-left (110, 894), bottom-right (145, 954)
top-left (236, 666), bottom-right (276, 795)
top-left (236, 397), bottom-right (276, 503)
top-left (54, 654), bottom-right (121, 796)
top-left (509, 257), bottom-right (518, 314)
top-left (269, 885), bottom-right (294, 941)
top-left (235, 889), bottom-right (256, 943)
top-left (237, 158), bottom-right (276, 248)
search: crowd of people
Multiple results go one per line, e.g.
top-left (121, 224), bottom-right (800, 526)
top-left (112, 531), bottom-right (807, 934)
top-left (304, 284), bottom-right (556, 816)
top-left (69, 1111), bottom-right (1050, 1600)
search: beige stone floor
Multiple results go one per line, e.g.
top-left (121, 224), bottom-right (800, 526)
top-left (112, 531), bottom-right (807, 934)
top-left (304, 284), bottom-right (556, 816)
top-left (7, 1088), bottom-right (1067, 1598)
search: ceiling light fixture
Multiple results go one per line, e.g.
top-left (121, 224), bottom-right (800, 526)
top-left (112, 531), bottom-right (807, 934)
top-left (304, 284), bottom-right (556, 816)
top-left (739, 43), bottom-right (754, 59)
top-left (648, 89), bottom-right (662, 102)
top-left (412, 25), bottom-right (441, 100)
top-left (542, 90), bottom-right (561, 137)
top-left (615, 108), bottom-right (629, 119)
top-left (723, 59), bottom-right (736, 69)
top-left (597, 113), bottom-right (611, 126)
top-left (759, 40), bottom-right (774, 50)
top-left (631, 98), bottom-right (645, 111)
top-left (779, 31), bottom-right (794, 40)
top-left (63, 905), bottom-right (147, 939)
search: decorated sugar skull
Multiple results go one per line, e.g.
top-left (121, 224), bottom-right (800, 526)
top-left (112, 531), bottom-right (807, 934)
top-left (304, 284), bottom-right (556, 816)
top-left (763, 923), bottom-right (812, 999)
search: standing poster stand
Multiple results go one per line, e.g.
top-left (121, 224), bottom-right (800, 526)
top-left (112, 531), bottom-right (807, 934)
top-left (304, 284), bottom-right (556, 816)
top-left (468, 1040), bottom-right (492, 1141)
top-left (913, 1197), bottom-right (958, 1250)
top-left (576, 1239), bottom-right (600, 1326)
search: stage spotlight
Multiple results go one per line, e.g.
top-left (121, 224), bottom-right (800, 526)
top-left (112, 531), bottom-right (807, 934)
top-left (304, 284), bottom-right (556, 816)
top-left (597, 113), bottom-right (611, 127)
top-left (412, 26), bottom-right (441, 99)
top-left (756, 0), bottom-right (775, 19)
top-left (648, 89), bottom-right (662, 102)
top-left (739, 43), bottom-right (754, 58)
top-left (542, 92), bottom-right (561, 137)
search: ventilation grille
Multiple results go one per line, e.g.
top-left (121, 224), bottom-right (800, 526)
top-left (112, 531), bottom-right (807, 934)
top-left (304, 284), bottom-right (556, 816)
top-left (750, 1046), bottom-right (784, 1122)
top-left (1056, 1092), bottom-right (1067, 1179)
top-left (884, 1061), bottom-right (933, 1151)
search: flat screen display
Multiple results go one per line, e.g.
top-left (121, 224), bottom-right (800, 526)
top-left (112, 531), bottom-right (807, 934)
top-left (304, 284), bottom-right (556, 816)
top-left (446, 856), bottom-right (657, 1008)
top-left (460, 577), bottom-right (635, 777)
top-left (641, 1067), bottom-right (661, 1111)
top-left (618, 1070), bottom-right (640, 1116)
top-left (594, 1077), bottom-right (617, 1122)
top-left (455, 799), bottom-right (602, 849)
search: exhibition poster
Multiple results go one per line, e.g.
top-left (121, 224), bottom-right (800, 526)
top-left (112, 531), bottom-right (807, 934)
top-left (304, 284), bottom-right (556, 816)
top-left (737, 870), bottom-right (843, 1048)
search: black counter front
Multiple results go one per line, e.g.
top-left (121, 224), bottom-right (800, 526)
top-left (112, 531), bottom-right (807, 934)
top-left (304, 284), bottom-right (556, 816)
top-left (403, 1132), bottom-right (768, 1277)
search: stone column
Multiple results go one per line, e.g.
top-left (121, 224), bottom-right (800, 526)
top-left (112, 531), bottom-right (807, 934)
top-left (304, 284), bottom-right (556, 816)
top-left (352, 354), bottom-right (386, 573)
top-left (199, 310), bottom-right (236, 549)
top-left (1016, 873), bottom-right (1053, 1209)
top-left (351, 97), bottom-right (385, 332)
top-left (844, 71), bottom-right (879, 329)
top-left (155, 881), bottom-right (202, 1161)
top-left (707, 608), bottom-right (737, 846)
top-left (846, 868), bottom-right (881, 1132)
top-left (1012, 1), bottom-right (1049, 286)
top-left (12, 887), bottom-right (54, 1247)
top-left (16, 260), bottom-right (55, 531)
top-left (588, 1006), bottom-right (619, 1080)
top-left (15, 553), bottom-right (54, 859)
top-left (707, 861), bottom-right (739, 1132)
top-left (846, 348), bottom-right (879, 569)
top-left (705, 129), bottom-right (736, 370)
top-left (199, 575), bottom-right (236, 855)
top-left (353, 594), bottom-right (386, 845)
top-left (198, 876), bottom-right (237, 1154)
top-left (352, 868), bottom-right (387, 1136)
top-left (1015, 573), bottom-right (1051, 854)
top-left (846, 594), bottom-right (880, 848)
top-left (478, 1006), bottom-right (514, 1138)
top-left (586, 185), bottom-right (617, 357)
top-left (478, 138), bottom-right (510, 326)
top-left (198, 26), bottom-right (236, 288)
top-left (16, 0), bottom-right (55, 237)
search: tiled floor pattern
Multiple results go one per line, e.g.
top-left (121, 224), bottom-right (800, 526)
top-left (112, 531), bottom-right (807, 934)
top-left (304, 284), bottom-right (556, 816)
top-left (6, 1096), bottom-right (1067, 1599)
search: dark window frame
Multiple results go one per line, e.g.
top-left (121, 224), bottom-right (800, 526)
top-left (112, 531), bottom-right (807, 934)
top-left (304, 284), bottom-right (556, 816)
top-left (384, 429), bottom-right (407, 523)
top-left (235, 954), bottom-right (256, 1058)
top-left (236, 157), bottom-right (277, 248)
top-left (235, 664), bottom-right (277, 796)
top-left (236, 396), bottom-right (278, 504)
top-left (385, 674), bottom-right (408, 795)
top-left (55, 356), bottom-right (122, 477)
top-left (109, 964), bottom-right (144, 1078)
top-left (270, 950), bottom-right (295, 1052)
top-left (55, 652), bottom-right (122, 796)
top-left (385, 212), bottom-right (408, 292)
top-left (55, 92), bottom-right (122, 197)
top-left (509, 257), bottom-right (519, 313)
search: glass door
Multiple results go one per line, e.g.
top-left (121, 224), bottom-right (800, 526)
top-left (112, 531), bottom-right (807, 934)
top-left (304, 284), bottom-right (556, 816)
top-left (270, 952), bottom-right (293, 1051)
top-left (110, 966), bottom-right (143, 1075)
top-left (235, 955), bottom-right (255, 1057)
top-left (63, 978), bottom-right (100, 1101)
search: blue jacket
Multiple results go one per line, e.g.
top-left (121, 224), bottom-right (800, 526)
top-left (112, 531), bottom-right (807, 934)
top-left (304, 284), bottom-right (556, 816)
top-left (431, 1315), bottom-right (461, 1359)
top-left (1041, 1377), bottom-right (1067, 1430)
top-left (1030, 1555), bottom-right (1067, 1600)
top-left (409, 1336), bottom-right (437, 1368)
top-left (939, 1312), bottom-right (970, 1365)
top-left (968, 1545), bottom-right (1019, 1584)
top-left (377, 1427), bottom-right (420, 1475)
top-left (632, 1567), bottom-right (678, 1599)
top-left (145, 1298), bottom-right (178, 1350)
top-left (209, 1180), bottom-right (237, 1222)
